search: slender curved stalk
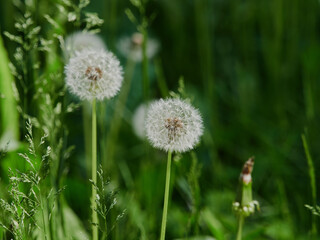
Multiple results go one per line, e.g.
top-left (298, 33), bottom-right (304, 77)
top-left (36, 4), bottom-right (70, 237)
top-left (92, 98), bottom-right (98, 240)
top-left (160, 151), bottom-right (172, 240)
top-left (142, 28), bottom-right (149, 102)
top-left (236, 215), bottom-right (244, 240)
top-left (105, 58), bottom-right (135, 170)
top-left (302, 134), bottom-right (317, 236)
top-left (39, 185), bottom-right (48, 240)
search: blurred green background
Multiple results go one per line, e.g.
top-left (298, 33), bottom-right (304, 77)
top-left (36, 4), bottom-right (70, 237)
top-left (0, 0), bottom-right (320, 239)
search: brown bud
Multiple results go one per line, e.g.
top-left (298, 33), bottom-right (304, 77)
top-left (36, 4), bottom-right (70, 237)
top-left (240, 157), bottom-right (254, 184)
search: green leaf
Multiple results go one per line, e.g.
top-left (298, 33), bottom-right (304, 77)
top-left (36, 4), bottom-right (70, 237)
top-left (125, 9), bottom-right (138, 25)
top-left (62, 202), bottom-right (89, 240)
top-left (201, 208), bottom-right (225, 240)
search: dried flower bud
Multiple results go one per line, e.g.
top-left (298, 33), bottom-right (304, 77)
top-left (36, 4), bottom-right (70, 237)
top-left (233, 157), bottom-right (259, 217)
top-left (240, 157), bottom-right (254, 185)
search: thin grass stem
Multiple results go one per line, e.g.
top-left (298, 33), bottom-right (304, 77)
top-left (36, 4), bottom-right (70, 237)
top-left (302, 133), bottom-right (317, 236)
top-left (39, 186), bottom-right (48, 240)
top-left (142, 28), bottom-right (149, 102)
top-left (105, 58), bottom-right (135, 170)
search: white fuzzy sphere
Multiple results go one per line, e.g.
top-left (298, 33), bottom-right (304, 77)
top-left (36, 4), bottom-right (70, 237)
top-left (64, 32), bottom-right (106, 59)
top-left (65, 49), bottom-right (123, 101)
top-left (146, 98), bottom-right (203, 153)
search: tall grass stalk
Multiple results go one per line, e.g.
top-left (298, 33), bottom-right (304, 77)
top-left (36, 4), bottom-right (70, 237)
top-left (154, 58), bottom-right (169, 97)
top-left (92, 98), bottom-right (98, 240)
top-left (142, 28), bottom-right (149, 102)
top-left (302, 133), bottom-right (317, 236)
top-left (103, 0), bottom-right (118, 50)
top-left (160, 150), bottom-right (172, 240)
top-left (105, 58), bottom-right (135, 171)
top-left (40, 187), bottom-right (49, 240)
top-left (194, 0), bottom-right (214, 104)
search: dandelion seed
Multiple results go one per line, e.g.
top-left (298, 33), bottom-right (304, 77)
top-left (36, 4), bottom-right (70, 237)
top-left (64, 31), bottom-right (106, 59)
top-left (65, 49), bottom-right (123, 101)
top-left (117, 32), bottom-right (159, 62)
top-left (146, 98), bottom-right (203, 153)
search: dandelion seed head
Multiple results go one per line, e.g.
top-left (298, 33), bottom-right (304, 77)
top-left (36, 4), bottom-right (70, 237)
top-left (117, 32), bottom-right (159, 62)
top-left (146, 98), bottom-right (203, 153)
top-left (65, 49), bottom-right (123, 101)
top-left (64, 31), bottom-right (106, 59)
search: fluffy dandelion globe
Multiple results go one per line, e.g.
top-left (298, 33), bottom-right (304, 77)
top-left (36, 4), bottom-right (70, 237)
top-left (64, 31), bottom-right (106, 59)
top-left (117, 32), bottom-right (159, 62)
top-left (65, 49), bottom-right (123, 101)
top-left (146, 98), bottom-right (203, 153)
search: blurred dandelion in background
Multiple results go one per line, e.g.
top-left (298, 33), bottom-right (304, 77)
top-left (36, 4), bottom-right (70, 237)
top-left (64, 49), bottom-right (123, 101)
top-left (117, 32), bottom-right (159, 62)
top-left (132, 102), bottom-right (154, 140)
top-left (64, 31), bottom-right (106, 60)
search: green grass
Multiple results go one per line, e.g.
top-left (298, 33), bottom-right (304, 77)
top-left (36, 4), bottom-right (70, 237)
top-left (0, 0), bottom-right (320, 239)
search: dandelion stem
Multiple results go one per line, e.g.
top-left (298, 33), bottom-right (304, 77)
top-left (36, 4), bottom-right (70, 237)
top-left (236, 215), bottom-right (244, 240)
top-left (92, 98), bottom-right (98, 240)
top-left (160, 150), bottom-right (172, 240)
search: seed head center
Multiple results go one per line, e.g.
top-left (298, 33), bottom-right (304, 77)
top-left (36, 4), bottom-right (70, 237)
top-left (165, 117), bottom-right (183, 141)
top-left (85, 66), bottom-right (102, 81)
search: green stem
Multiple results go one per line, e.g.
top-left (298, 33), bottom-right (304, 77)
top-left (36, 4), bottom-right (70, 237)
top-left (142, 28), bottom-right (149, 102)
top-left (302, 134), bottom-right (317, 236)
top-left (105, 58), bottom-right (135, 171)
top-left (160, 151), bottom-right (172, 240)
top-left (39, 186), bottom-right (48, 240)
top-left (92, 98), bottom-right (98, 240)
top-left (154, 58), bottom-right (169, 98)
top-left (236, 215), bottom-right (244, 240)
